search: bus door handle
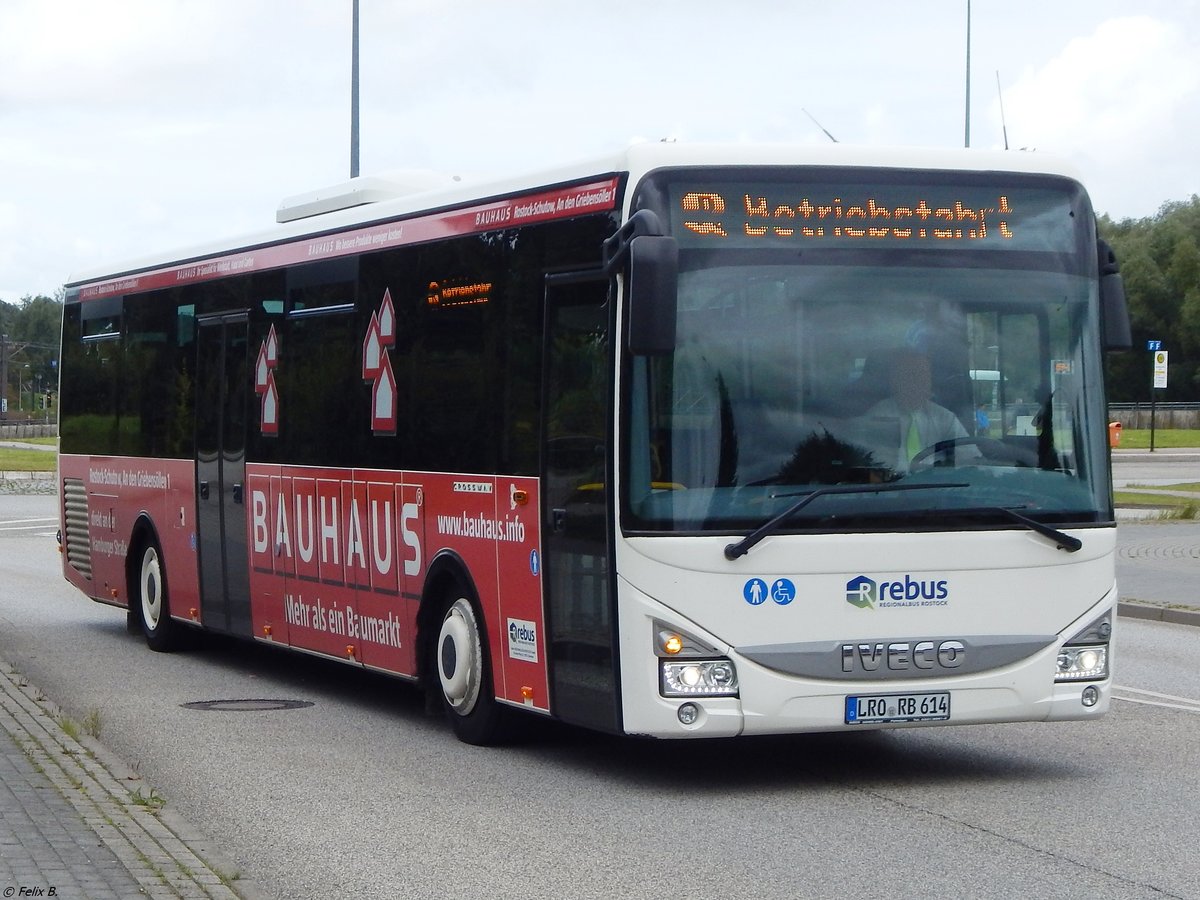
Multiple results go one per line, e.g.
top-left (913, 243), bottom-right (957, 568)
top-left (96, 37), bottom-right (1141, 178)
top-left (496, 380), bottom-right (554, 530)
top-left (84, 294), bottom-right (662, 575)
top-left (199, 481), bottom-right (210, 501)
top-left (552, 508), bottom-right (567, 533)
top-left (232, 482), bottom-right (243, 505)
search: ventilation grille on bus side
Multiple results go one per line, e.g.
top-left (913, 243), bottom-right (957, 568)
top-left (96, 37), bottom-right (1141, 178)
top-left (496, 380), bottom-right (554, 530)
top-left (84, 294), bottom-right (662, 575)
top-left (62, 478), bottom-right (93, 580)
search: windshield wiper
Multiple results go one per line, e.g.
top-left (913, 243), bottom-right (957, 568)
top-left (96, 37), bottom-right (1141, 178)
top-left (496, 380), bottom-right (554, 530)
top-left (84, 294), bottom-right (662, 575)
top-left (724, 482), bottom-right (968, 560)
top-left (962, 506), bottom-right (1083, 553)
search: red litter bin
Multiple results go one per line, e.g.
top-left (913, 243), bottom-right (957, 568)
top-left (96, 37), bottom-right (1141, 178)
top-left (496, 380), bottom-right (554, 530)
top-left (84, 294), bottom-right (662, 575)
top-left (1108, 422), bottom-right (1122, 447)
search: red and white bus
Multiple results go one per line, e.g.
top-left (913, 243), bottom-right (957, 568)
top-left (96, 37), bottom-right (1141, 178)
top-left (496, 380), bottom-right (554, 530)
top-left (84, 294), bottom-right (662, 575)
top-left (59, 143), bottom-right (1131, 744)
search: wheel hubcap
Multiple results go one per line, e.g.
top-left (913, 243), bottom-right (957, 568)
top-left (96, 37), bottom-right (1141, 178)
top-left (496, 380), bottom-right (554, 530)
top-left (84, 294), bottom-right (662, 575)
top-left (141, 549), bottom-right (162, 627)
top-left (437, 598), bottom-right (480, 714)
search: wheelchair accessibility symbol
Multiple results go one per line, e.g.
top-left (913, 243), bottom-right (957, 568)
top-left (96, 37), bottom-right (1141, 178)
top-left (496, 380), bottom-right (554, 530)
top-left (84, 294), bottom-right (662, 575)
top-left (771, 578), bottom-right (796, 605)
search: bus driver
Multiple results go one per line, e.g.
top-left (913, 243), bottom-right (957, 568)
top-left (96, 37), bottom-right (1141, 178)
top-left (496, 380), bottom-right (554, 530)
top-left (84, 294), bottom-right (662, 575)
top-left (863, 347), bottom-right (973, 473)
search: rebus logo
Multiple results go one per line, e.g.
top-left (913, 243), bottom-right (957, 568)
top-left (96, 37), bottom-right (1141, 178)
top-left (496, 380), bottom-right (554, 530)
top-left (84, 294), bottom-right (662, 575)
top-left (846, 574), bottom-right (950, 609)
top-left (846, 576), bottom-right (876, 609)
top-left (508, 621), bottom-right (537, 643)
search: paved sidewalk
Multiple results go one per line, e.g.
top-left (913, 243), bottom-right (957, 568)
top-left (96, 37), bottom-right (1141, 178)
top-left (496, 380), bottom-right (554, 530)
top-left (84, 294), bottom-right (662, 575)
top-left (0, 657), bottom-right (271, 900)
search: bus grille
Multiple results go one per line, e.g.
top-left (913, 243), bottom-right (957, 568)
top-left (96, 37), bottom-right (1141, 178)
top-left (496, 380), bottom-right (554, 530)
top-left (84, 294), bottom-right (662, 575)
top-left (62, 478), bottom-right (93, 580)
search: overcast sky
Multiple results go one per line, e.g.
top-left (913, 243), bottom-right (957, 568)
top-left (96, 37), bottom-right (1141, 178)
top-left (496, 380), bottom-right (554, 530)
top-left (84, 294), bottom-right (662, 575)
top-left (2, 0), bottom-right (1197, 302)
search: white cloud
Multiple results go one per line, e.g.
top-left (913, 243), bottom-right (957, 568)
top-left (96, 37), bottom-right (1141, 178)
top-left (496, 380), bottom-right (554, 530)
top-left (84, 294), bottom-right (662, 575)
top-left (1000, 15), bottom-right (1200, 216)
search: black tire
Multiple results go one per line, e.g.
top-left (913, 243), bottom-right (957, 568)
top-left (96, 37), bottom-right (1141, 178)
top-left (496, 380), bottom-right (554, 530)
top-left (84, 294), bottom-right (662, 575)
top-left (435, 592), bottom-right (511, 745)
top-left (134, 539), bottom-right (180, 653)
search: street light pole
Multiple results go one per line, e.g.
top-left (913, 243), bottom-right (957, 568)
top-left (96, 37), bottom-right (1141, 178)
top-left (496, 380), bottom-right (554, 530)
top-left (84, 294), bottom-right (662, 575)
top-left (0, 334), bottom-right (8, 419)
top-left (350, 0), bottom-right (361, 178)
top-left (964, 0), bottom-right (972, 148)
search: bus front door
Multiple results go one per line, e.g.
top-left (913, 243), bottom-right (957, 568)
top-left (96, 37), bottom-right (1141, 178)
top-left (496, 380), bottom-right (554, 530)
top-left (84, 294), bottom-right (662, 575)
top-left (195, 312), bottom-right (252, 636)
top-left (541, 275), bottom-right (619, 733)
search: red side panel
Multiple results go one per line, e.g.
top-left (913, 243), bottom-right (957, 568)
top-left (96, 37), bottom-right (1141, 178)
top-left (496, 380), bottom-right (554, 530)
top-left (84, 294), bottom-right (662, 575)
top-left (243, 465), bottom-right (547, 710)
top-left (58, 454), bottom-right (200, 621)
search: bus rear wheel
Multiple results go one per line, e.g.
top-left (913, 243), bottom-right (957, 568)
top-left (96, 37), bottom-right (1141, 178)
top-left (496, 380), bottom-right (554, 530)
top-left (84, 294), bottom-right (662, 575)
top-left (436, 594), bottom-right (510, 745)
top-left (135, 540), bottom-right (179, 653)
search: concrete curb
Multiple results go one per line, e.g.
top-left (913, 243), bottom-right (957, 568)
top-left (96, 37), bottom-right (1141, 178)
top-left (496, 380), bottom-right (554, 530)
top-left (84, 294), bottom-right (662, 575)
top-left (0, 656), bottom-right (276, 900)
top-left (1117, 601), bottom-right (1200, 628)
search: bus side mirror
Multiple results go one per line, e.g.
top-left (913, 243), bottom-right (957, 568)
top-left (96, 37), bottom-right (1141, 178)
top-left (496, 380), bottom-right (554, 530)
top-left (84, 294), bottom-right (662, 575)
top-left (626, 236), bottom-right (678, 356)
top-left (1098, 238), bottom-right (1132, 352)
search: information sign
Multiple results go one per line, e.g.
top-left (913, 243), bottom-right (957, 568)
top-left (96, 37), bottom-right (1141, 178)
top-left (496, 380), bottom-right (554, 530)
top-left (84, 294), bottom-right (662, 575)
top-left (1153, 350), bottom-right (1169, 389)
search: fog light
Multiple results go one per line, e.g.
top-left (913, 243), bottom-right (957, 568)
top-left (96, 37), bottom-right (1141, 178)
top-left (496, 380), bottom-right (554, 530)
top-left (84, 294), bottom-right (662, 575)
top-left (1081, 685), bottom-right (1100, 707)
top-left (1055, 645), bottom-right (1108, 681)
top-left (661, 659), bottom-right (739, 697)
top-left (677, 703), bottom-right (699, 725)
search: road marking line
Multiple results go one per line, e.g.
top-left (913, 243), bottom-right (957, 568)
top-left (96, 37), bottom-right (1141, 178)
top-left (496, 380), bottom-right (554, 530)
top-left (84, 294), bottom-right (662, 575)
top-left (1113, 695), bottom-right (1200, 713)
top-left (1113, 685), bottom-right (1200, 713)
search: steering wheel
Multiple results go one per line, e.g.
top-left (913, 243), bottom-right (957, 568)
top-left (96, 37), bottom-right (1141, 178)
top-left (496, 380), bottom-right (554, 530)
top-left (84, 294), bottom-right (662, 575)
top-left (909, 436), bottom-right (1039, 469)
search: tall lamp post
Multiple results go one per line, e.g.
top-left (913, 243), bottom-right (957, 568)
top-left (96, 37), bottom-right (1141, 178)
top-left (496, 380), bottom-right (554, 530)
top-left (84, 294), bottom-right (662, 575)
top-left (964, 0), bottom-right (971, 148)
top-left (0, 334), bottom-right (7, 419)
top-left (350, 0), bottom-right (360, 178)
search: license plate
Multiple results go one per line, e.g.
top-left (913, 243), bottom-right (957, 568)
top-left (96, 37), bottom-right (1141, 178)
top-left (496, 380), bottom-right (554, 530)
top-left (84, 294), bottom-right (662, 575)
top-left (845, 691), bottom-right (950, 725)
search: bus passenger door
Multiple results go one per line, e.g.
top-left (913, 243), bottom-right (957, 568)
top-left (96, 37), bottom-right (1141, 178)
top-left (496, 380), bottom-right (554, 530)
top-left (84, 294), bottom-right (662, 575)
top-left (195, 312), bottom-right (252, 635)
top-left (541, 275), bottom-right (619, 732)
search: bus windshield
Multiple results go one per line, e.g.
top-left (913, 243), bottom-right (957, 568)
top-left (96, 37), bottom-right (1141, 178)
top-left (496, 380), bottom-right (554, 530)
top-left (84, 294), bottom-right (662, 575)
top-left (624, 171), bottom-right (1112, 534)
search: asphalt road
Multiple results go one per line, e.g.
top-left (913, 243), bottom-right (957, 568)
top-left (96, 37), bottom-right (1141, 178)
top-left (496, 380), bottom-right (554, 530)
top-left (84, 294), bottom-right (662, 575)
top-left (1111, 450), bottom-right (1200, 609)
top-left (1, 491), bottom-right (1198, 899)
top-left (1116, 521), bottom-right (1200, 607)
top-left (1111, 447), bottom-right (1200, 488)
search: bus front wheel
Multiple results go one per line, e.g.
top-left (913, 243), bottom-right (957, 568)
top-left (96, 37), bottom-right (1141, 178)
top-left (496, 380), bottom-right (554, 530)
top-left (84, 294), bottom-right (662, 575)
top-left (135, 540), bottom-right (179, 653)
top-left (436, 595), bottom-right (510, 745)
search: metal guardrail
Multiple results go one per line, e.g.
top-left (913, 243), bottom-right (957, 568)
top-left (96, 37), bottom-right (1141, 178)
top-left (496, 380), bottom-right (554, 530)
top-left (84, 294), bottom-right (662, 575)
top-left (0, 423), bottom-right (58, 440)
top-left (1109, 402), bottom-right (1200, 411)
top-left (1108, 403), bottom-right (1200, 430)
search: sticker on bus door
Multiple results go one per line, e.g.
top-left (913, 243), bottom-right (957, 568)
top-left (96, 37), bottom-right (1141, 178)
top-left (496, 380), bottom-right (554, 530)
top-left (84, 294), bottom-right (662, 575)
top-left (494, 478), bottom-right (548, 710)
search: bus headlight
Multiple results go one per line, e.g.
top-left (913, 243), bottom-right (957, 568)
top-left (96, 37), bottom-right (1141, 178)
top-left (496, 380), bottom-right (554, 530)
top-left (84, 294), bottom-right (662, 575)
top-left (1055, 645), bottom-right (1108, 681)
top-left (661, 659), bottom-right (739, 697)
top-left (1056, 610), bottom-right (1112, 682)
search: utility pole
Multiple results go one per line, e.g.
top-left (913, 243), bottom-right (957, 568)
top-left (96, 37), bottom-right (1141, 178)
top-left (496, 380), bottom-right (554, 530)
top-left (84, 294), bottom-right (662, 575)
top-left (0, 335), bottom-right (31, 420)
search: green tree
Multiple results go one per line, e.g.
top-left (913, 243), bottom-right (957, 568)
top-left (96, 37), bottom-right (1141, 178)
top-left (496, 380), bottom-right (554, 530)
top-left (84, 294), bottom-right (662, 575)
top-left (1101, 196), bottom-right (1200, 401)
top-left (2, 293), bottom-right (63, 414)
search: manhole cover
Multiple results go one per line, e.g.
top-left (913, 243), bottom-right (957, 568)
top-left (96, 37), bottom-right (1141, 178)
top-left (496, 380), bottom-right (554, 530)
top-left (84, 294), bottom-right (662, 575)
top-left (180, 699), bottom-right (314, 712)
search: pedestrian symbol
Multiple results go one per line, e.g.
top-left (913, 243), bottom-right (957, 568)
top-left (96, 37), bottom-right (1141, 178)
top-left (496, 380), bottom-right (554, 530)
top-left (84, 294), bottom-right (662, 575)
top-left (743, 578), bottom-right (768, 606)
